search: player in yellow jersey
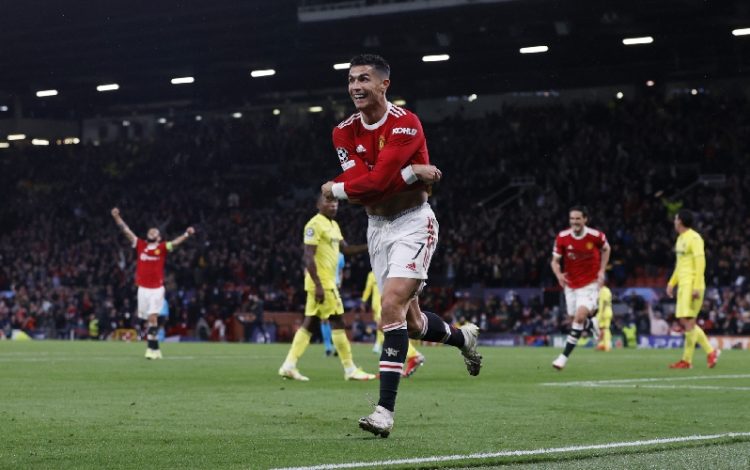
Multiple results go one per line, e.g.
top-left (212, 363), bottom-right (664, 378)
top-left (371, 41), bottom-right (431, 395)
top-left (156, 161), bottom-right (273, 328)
top-left (278, 193), bottom-right (375, 381)
top-left (362, 271), bottom-right (425, 376)
top-left (666, 209), bottom-right (719, 369)
top-left (595, 284), bottom-right (613, 351)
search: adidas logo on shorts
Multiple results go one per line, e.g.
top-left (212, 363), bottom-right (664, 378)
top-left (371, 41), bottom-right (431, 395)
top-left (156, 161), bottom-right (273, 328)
top-left (405, 262), bottom-right (417, 272)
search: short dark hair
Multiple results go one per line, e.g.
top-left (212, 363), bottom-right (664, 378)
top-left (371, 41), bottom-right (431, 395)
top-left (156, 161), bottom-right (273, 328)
top-left (677, 208), bottom-right (694, 228)
top-left (349, 54), bottom-right (390, 78)
top-left (569, 205), bottom-right (588, 218)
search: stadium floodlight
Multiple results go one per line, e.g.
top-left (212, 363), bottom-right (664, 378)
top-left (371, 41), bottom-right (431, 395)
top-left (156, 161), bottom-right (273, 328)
top-left (467, 94), bottom-right (478, 102)
top-left (122, 120), bottom-right (130, 127)
top-left (519, 45), bottom-right (548, 54)
top-left (36, 89), bottom-right (58, 97)
top-left (171, 76), bottom-right (195, 85)
top-left (31, 139), bottom-right (50, 146)
top-left (616, 92), bottom-right (624, 100)
top-left (646, 80), bottom-right (655, 87)
top-left (0, 142), bottom-right (9, 148)
top-left (0, 106), bottom-right (8, 111)
top-left (250, 69), bottom-right (276, 78)
top-left (333, 62), bottom-right (350, 70)
top-left (393, 99), bottom-right (407, 106)
top-left (308, 106), bottom-right (323, 113)
top-left (622, 36), bottom-right (654, 45)
top-left (272, 109), bottom-right (281, 116)
top-left (232, 112), bottom-right (243, 118)
top-left (422, 54), bottom-right (450, 62)
top-left (157, 117), bottom-right (167, 124)
top-left (62, 137), bottom-right (80, 145)
top-left (732, 28), bottom-right (750, 36)
top-left (691, 88), bottom-right (698, 95)
top-left (7, 134), bottom-right (26, 141)
top-left (96, 83), bottom-right (119, 92)
top-left (195, 115), bottom-right (202, 121)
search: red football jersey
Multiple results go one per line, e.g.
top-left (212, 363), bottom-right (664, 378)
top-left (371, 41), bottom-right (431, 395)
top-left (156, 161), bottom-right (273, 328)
top-left (332, 102), bottom-right (429, 205)
top-left (135, 239), bottom-right (168, 288)
top-left (553, 227), bottom-right (608, 289)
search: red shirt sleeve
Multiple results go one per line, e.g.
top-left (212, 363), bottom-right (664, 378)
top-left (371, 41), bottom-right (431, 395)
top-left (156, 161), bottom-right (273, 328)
top-left (553, 234), bottom-right (564, 257)
top-left (597, 231), bottom-right (607, 248)
top-left (342, 115), bottom-right (425, 201)
top-left (136, 238), bottom-right (144, 251)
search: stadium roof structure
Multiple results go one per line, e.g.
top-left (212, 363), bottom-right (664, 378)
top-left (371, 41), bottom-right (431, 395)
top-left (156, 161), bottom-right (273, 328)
top-left (1, 0), bottom-right (749, 118)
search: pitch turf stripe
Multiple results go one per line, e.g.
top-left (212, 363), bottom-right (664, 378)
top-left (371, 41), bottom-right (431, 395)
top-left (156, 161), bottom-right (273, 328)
top-left (541, 374), bottom-right (750, 386)
top-left (271, 432), bottom-right (750, 470)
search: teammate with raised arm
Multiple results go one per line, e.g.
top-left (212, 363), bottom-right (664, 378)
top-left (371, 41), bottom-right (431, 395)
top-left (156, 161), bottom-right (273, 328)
top-left (321, 54), bottom-right (481, 437)
top-left (111, 208), bottom-right (194, 359)
top-left (550, 206), bottom-right (610, 370)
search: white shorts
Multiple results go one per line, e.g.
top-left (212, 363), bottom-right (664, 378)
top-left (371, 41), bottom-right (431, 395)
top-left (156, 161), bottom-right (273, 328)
top-left (137, 286), bottom-right (165, 319)
top-left (564, 282), bottom-right (599, 316)
top-left (367, 203), bottom-right (438, 293)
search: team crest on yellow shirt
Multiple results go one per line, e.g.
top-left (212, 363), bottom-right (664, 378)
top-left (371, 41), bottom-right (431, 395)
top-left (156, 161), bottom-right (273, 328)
top-left (586, 242), bottom-right (594, 250)
top-left (378, 135), bottom-right (386, 150)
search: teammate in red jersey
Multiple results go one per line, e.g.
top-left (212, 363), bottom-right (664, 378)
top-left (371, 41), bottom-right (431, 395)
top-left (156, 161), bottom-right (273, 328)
top-left (550, 205), bottom-right (611, 370)
top-left (111, 208), bottom-right (194, 359)
top-left (321, 54), bottom-right (482, 438)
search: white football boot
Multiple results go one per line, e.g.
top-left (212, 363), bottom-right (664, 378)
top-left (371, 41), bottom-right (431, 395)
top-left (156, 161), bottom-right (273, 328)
top-left (358, 405), bottom-right (394, 438)
top-left (345, 367), bottom-right (376, 381)
top-left (459, 323), bottom-right (482, 376)
top-left (552, 354), bottom-right (568, 370)
top-left (278, 366), bottom-right (310, 381)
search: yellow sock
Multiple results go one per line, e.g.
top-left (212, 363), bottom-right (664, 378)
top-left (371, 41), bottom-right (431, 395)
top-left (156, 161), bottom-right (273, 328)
top-left (284, 328), bottom-right (311, 366)
top-left (332, 329), bottom-right (355, 370)
top-left (694, 326), bottom-right (714, 355)
top-left (682, 328), bottom-right (697, 363)
top-left (376, 330), bottom-right (384, 348)
top-left (603, 329), bottom-right (612, 351)
top-left (407, 341), bottom-right (420, 359)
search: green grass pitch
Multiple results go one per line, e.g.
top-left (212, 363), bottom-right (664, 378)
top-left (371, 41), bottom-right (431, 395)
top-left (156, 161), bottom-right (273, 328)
top-left (1, 341), bottom-right (749, 469)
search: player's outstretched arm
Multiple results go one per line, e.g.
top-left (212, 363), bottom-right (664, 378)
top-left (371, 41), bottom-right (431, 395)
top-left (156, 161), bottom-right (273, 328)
top-left (340, 240), bottom-right (368, 256)
top-left (111, 207), bottom-right (137, 245)
top-left (168, 227), bottom-right (195, 248)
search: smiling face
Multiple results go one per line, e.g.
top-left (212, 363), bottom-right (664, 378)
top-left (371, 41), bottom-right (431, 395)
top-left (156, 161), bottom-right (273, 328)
top-left (348, 65), bottom-right (389, 114)
top-left (569, 210), bottom-right (587, 234)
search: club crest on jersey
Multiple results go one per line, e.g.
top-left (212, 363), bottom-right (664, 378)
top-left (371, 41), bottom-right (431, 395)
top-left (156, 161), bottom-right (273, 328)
top-left (154, 249), bottom-right (160, 255)
top-left (356, 144), bottom-right (366, 153)
top-left (305, 227), bottom-right (314, 239)
top-left (336, 147), bottom-right (349, 163)
top-left (586, 242), bottom-right (594, 250)
top-left (378, 135), bottom-right (385, 150)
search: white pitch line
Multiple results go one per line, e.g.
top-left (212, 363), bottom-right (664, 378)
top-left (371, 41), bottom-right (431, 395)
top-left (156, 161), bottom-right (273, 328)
top-left (270, 432), bottom-right (750, 470)
top-left (550, 383), bottom-right (750, 392)
top-left (541, 374), bottom-right (750, 387)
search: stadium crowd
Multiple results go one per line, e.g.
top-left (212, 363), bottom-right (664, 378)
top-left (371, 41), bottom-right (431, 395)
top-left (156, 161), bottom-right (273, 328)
top-left (1, 92), bottom-right (749, 339)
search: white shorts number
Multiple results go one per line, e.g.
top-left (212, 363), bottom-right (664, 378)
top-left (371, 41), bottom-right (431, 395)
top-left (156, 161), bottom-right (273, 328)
top-left (367, 204), bottom-right (439, 293)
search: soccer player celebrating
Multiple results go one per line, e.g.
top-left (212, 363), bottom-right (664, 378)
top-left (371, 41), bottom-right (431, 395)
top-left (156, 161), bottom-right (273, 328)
top-left (595, 283), bottom-right (613, 352)
top-left (277, 193), bottom-right (375, 382)
top-left (666, 209), bottom-right (719, 369)
top-left (111, 208), bottom-right (194, 359)
top-left (550, 206), bottom-right (610, 370)
top-left (362, 270), bottom-right (425, 377)
top-left (321, 54), bottom-right (481, 437)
